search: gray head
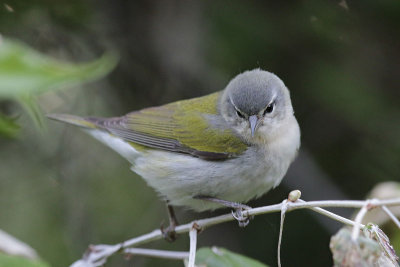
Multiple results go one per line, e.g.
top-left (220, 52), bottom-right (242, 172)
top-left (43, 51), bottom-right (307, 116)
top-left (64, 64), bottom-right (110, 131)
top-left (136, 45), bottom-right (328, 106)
top-left (220, 69), bottom-right (295, 143)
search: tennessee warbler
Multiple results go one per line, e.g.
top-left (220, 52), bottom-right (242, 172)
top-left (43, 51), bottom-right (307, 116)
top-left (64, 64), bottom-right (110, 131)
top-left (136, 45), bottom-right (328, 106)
top-left (49, 69), bottom-right (300, 214)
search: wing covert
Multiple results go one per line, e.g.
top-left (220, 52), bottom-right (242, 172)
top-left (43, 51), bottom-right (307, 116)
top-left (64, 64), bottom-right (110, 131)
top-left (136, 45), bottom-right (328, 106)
top-left (87, 92), bottom-right (248, 160)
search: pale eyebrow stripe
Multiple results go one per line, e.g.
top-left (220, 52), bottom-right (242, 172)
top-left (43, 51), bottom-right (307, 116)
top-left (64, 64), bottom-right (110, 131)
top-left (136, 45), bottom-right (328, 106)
top-left (229, 95), bottom-right (246, 114)
top-left (269, 91), bottom-right (278, 105)
top-left (261, 92), bottom-right (277, 114)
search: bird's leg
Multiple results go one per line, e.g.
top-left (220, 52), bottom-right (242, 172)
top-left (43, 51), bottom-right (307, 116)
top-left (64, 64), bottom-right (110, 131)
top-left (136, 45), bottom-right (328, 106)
top-left (160, 202), bottom-right (179, 242)
top-left (194, 196), bottom-right (253, 227)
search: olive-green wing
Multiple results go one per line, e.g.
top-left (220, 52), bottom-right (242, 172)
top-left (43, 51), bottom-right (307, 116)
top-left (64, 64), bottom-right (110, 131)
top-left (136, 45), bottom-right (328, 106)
top-left (87, 92), bottom-right (248, 160)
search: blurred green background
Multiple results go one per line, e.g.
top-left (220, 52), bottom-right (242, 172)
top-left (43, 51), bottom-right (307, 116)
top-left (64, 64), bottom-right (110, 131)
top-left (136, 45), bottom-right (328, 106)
top-left (0, 0), bottom-right (399, 266)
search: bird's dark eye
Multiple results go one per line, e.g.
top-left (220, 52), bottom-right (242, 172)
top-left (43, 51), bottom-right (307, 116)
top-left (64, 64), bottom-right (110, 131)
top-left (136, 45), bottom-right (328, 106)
top-left (236, 110), bottom-right (245, 119)
top-left (263, 102), bottom-right (274, 115)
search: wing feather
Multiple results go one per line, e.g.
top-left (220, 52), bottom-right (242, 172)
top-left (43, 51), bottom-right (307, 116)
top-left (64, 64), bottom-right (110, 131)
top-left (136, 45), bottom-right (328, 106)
top-left (86, 92), bottom-right (248, 160)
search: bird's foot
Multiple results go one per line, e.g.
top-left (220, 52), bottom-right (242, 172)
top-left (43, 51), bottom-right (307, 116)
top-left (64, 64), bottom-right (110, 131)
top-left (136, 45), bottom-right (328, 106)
top-left (194, 195), bottom-right (253, 227)
top-left (160, 203), bottom-right (179, 242)
top-left (160, 222), bottom-right (177, 242)
top-left (231, 204), bottom-right (253, 227)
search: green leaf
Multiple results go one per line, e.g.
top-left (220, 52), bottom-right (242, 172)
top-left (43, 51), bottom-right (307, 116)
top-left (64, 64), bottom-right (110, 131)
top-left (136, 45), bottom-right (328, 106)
top-left (0, 36), bottom-right (118, 130)
top-left (195, 247), bottom-right (268, 267)
top-left (0, 37), bottom-right (118, 99)
top-left (0, 253), bottom-right (50, 267)
top-left (0, 113), bottom-right (20, 138)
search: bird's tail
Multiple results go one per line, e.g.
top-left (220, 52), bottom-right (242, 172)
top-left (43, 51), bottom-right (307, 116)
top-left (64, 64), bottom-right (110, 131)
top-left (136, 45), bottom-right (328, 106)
top-left (47, 113), bottom-right (139, 163)
top-left (47, 114), bottom-right (97, 129)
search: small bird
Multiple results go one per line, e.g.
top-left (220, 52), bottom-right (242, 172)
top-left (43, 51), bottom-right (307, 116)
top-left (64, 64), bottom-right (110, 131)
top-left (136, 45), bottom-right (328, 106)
top-left (49, 69), bottom-right (300, 229)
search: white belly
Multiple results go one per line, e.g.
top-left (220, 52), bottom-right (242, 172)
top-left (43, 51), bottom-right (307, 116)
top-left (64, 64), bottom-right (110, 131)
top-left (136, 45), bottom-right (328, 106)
top-left (133, 147), bottom-right (285, 211)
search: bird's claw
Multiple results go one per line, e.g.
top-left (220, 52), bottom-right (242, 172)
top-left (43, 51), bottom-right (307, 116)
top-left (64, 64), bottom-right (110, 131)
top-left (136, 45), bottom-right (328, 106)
top-left (231, 204), bottom-right (253, 227)
top-left (160, 223), bottom-right (177, 242)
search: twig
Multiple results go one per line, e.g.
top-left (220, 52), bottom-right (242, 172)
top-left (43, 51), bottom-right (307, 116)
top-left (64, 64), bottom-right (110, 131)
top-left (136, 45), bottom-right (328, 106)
top-left (278, 190), bottom-right (301, 267)
top-left (352, 203), bottom-right (368, 241)
top-left (382, 205), bottom-right (400, 229)
top-left (123, 248), bottom-right (189, 260)
top-left (188, 224), bottom-right (198, 267)
top-left (277, 200), bottom-right (288, 267)
top-left (70, 197), bottom-right (400, 267)
top-left (297, 200), bottom-right (360, 227)
top-left (351, 199), bottom-right (378, 241)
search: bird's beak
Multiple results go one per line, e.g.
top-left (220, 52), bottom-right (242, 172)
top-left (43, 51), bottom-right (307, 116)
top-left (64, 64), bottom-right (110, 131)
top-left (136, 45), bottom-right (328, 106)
top-left (249, 115), bottom-right (260, 137)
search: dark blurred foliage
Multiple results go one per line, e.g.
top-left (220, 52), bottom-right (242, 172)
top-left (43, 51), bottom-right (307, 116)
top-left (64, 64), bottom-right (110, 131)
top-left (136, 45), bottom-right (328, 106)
top-left (0, 0), bottom-right (399, 266)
